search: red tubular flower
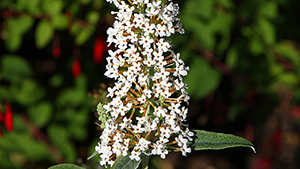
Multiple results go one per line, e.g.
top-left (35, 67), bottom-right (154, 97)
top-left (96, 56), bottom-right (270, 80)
top-left (52, 34), bottom-right (61, 58)
top-left (93, 37), bottom-right (106, 64)
top-left (0, 111), bottom-right (3, 122)
top-left (52, 45), bottom-right (61, 58)
top-left (4, 102), bottom-right (13, 132)
top-left (72, 57), bottom-right (81, 78)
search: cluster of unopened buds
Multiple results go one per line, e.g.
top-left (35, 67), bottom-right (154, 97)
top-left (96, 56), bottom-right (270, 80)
top-left (95, 0), bottom-right (193, 167)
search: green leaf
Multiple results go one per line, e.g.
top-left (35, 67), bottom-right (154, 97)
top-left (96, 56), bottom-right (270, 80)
top-left (48, 164), bottom-right (85, 169)
top-left (4, 31), bottom-right (22, 52)
top-left (35, 20), bottom-right (54, 49)
top-left (26, 0), bottom-right (41, 14)
top-left (7, 15), bottom-right (34, 35)
top-left (3, 16), bottom-right (33, 51)
top-left (51, 14), bottom-right (69, 30)
top-left (257, 18), bottom-right (276, 46)
top-left (10, 79), bottom-right (45, 105)
top-left (111, 154), bottom-right (142, 169)
top-left (226, 45), bottom-right (238, 68)
top-left (0, 0), bottom-right (13, 10)
top-left (184, 0), bottom-right (214, 19)
top-left (191, 130), bottom-right (255, 152)
top-left (49, 74), bottom-right (64, 88)
top-left (0, 132), bottom-right (51, 162)
top-left (216, 0), bottom-right (234, 9)
top-left (0, 55), bottom-right (33, 82)
top-left (86, 11), bottom-right (100, 25)
top-left (56, 88), bottom-right (86, 106)
top-left (75, 26), bottom-right (94, 45)
top-left (28, 101), bottom-right (53, 128)
top-left (182, 15), bottom-right (215, 49)
top-left (48, 125), bottom-right (76, 162)
top-left (42, 0), bottom-right (64, 16)
top-left (258, 1), bottom-right (278, 19)
top-left (248, 35), bottom-right (264, 55)
top-left (274, 42), bottom-right (300, 66)
top-left (185, 56), bottom-right (221, 100)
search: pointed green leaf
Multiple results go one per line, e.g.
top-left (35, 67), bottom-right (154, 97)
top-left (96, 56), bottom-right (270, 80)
top-left (48, 164), bottom-right (85, 169)
top-left (111, 154), bottom-right (141, 169)
top-left (35, 20), bottom-right (54, 49)
top-left (191, 130), bottom-right (255, 152)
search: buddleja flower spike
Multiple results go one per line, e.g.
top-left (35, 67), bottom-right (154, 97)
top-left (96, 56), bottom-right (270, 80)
top-left (93, 0), bottom-right (192, 167)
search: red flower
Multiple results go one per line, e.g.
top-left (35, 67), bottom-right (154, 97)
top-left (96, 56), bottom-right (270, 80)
top-left (52, 34), bottom-right (61, 58)
top-left (0, 111), bottom-right (3, 123)
top-left (4, 102), bottom-right (13, 132)
top-left (93, 37), bottom-right (106, 64)
top-left (52, 45), bottom-right (61, 58)
top-left (72, 57), bottom-right (81, 78)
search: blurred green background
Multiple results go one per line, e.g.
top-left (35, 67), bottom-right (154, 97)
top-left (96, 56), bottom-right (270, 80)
top-left (1, 0), bottom-right (300, 168)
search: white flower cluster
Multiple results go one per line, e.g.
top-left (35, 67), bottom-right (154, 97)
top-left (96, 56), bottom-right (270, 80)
top-left (96, 0), bottom-right (193, 167)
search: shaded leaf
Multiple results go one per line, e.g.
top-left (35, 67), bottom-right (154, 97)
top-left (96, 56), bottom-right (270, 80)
top-left (248, 35), bottom-right (264, 55)
top-left (185, 56), bottom-right (221, 100)
top-left (10, 79), bottom-right (45, 105)
top-left (226, 45), bottom-right (238, 68)
top-left (49, 74), bottom-right (64, 88)
top-left (111, 154), bottom-right (141, 169)
top-left (0, 55), bottom-right (33, 82)
top-left (258, 1), bottom-right (278, 19)
top-left (48, 164), bottom-right (85, 169)
top-left (191, 130), bottom-right (255, 152)
top-left (28, 101), bottom-right (53, 127)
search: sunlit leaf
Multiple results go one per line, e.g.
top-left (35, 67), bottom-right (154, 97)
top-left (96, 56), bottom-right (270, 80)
top-left (86, 11), bottom-right (100, 24)
top-left (258, 18), bottom-right (276, 46)
top-left (35, 20), bottom-right (54, 49)
top-left (51, 14), bottom-right (69, 30)
top-left (4, 16), bottom-right (33, 51)
top-left (191, 130), bottom-right (255, 152)
top-left (42, 0), bottom-right (64, 15)
top-left (75, 26), bottom-right (94, 45)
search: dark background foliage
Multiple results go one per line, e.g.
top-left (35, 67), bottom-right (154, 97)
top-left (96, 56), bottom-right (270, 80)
top-left (1, 0), bottom-right (300, 168)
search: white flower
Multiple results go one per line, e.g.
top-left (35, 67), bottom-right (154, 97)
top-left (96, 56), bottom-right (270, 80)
top-left (97, 0), bottom-right (192, 166)
top-left (129, 150), bottom-right (141, 161)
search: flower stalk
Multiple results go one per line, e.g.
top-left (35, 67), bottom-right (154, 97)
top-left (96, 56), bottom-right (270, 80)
top-left (95, 0), bottom-right (193, 167)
